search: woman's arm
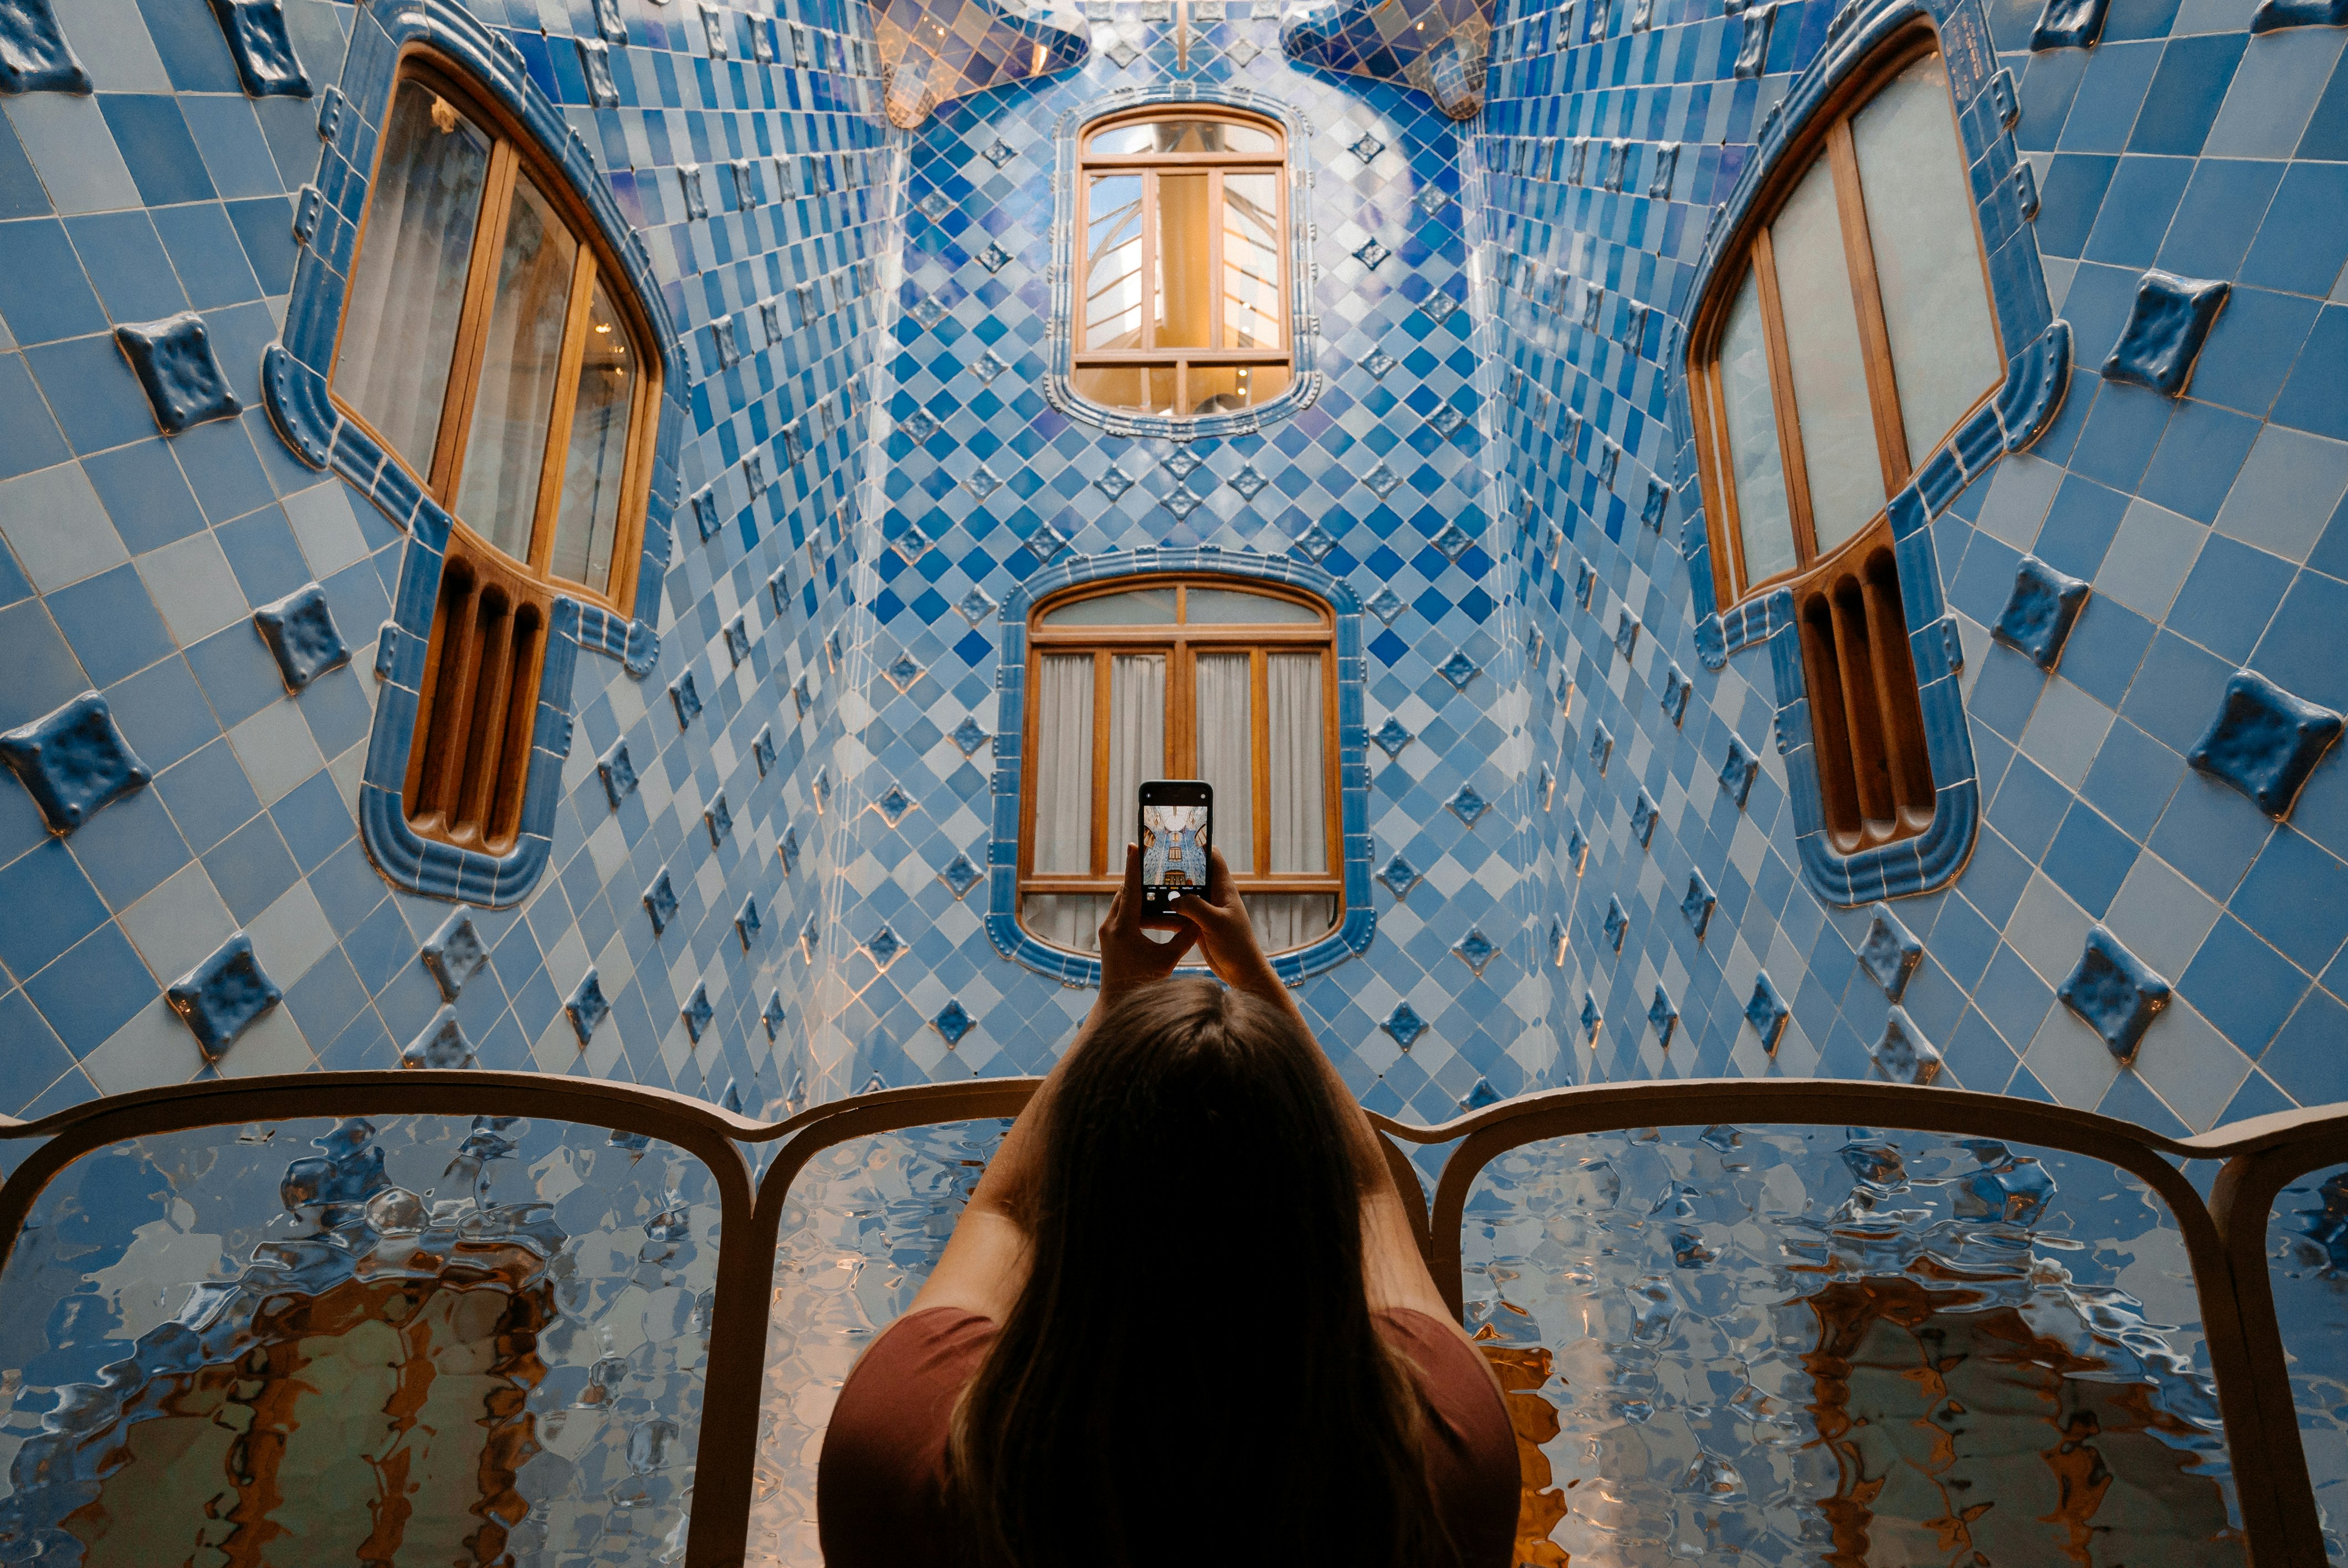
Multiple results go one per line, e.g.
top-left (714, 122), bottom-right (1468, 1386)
top-left (904, 844), bottom-right (1194, 1322)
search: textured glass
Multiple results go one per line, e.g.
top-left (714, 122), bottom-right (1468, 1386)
top-left (1771, 157), bottom-right (1885, 555)
top-left (458, 177), bottom-right (579, 563)
top-left (1088, 118), bottom-right (1277, 154)
top-left (548, 277), bottom-right (636, 597)
top-left (1221, 172), bottom-right (1281, 348)
top-left (2263, 1161), bottom-right (2348, 1561)
top-left (1040, 586), bottom-right (1178, 625)
top-left (750, 1122), bottom-right (1006, 1565)
top-left (1720, 269), bottom-right (1795, 588)
top-left (332, 82), bottom-right (490, 476)
top-left (1464, 1125), bottom-right (2242, 1567)
top-left (1854, 54), bottom-right (2003, 469)
top-left (1182, 363), bottom-right (1289, 414)
top-left (1083, 173), bottom-right (1144, 351)
top-left (1153, 173), bottom-right (1211, 348)
top-left (1182, 586), bottom-right (1320, 624)
top-left (0, 1115), bottom-right (721, 1565)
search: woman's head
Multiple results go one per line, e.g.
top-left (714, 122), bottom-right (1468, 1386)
top-left (949, 978), bottom-right (1459, 1568)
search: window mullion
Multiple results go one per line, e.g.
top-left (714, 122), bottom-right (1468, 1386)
top-left (527, 247), bottom-right (598, 579)
top-left (1751, 228), bottom-right (1820, 568)
top-left (1091, 649), bottom-right (1112, 876)
top-left (1252, 646), bottom-right (1269, 877)
top-left (1320, 645), bottom-right (1339, 875)
top-left (1173, 635), bottom-right (1192, 778)
top-left (1827, 119), bottom-right (1913, 496)
top-left (431, 140), bottom-right (521, 505)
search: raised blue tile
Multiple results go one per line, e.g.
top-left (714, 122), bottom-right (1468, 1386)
top-left (2187, 668), bottom-right (2343, 818)
top-left (1992, 554), bottom-right (2091, 671)
top-left (762, 990), bottom-right (786, 1041)
top-left (1580, 991), bottom-right (1602, 1043)
top-left (1720, 734), bottom-right (1760, 808)
top-left (1870, 1007), bottom-right (1944, 1084)
top-left (2251, 0), bottom-right (2348, 30)
top-left (251, 582), bottom-right (348, 692)
top-left (207, 0), bottom-right (311, 96)
top-left (705, 794), bottom-right (732, 847)
top-left (1746, 971), bottom-right (1790, 1053)
top-left (865, 924), bottom-right (904, 970)
top-left (933, 998), bottom-right (974, 1047)
top-left (116, 313), bottom-right (242, 435)
top-left (2031, 0), bottom-right (2109, 48)
top-left (1661, 662), bottom-right (1691, 726)
top-left (0, 0), bottom-right (89, 93)
top-left (420, 907), bottom-right (486, 1001)
top-left (1381, 999), bottom-right (1428, 1051)
top-left (1859, 903), bottom-right (1925, 1002)
top-left (1452, 927), bottom-right (1497, 977)
top-left (598, 738), bottom-right (638, 808)
top-left (1371, 717), bottom-right (1412, 757)
top-left (1377, 851), bottom-right (1421, 898)
top-left (669, 671), bottom-right (701, 728)
top-left (164, 930), bottom-right (281, 1059)
top-left (1589, 722), bottom-right (1613, 773)
top-left (1648, 986), bottom-right (1679, 1048)
top-left (566, 966), bottom-right (608, 1043)
top-left (874, 782), bottom-right (914, 827)
top-left (1445, 781), bottom-right (1489, 826)
top-left (643, 871), bottom-right (678, 934)
top-left (2057, 926), bottom-right (2171, 1062)
top-left (940, 852), bottom-right (981, 899)
top-left (402, 1005), bottom-right (474, 1067)
top-left (735, 894), bottom-right (760, 949)
top-left (1, 691), bottom-right (151, 835)
top-left (1437, 650), bottom-right (1479, 690)
top-left (681, 983), bottom-right (713, 1042)
top-left (2102, 271), bottom-right (2229, 398)
top-left (1680, 872), bottom-right (1715, 941)
top-left (1603, 897), bottom-right (1629, 953)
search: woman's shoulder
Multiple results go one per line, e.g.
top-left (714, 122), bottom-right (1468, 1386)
top-left (817, 1308), bottom-right (998, 1568)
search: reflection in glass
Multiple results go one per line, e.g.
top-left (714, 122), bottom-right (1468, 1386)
top-left (1720, 269), bottom-right (1795, 586)
top-left (457, 176), bottom-right (578, 562)
top-left (750, 1122), bottom-right (1007, 1563)
top-left (0, 1115), bottom-right (719, 1564)
top-left (1183, 363), bottom-right (1288, 414)
top-left (1183, 586), bottom-right (1320, 624)
top-left (1771, 157), bottom-right (1883, 556)
top-left (1072, 363), bottom-right (1178, 414)
top-left (1464, 1125), bottom-right (2241, 1568)
top-left (1084, 174), bottom-right (1144, 351)
top-left (550, 277), bottom-right (635, 594)
top-left (1040, 586), bottom-right (1178, 625)
top-left (1854, 54), bottom-right (2003, 467)
top-left (2263, 1162), bottom-right (2348, 1561)
top-left (1222, 172), bottom-right (1281, 348)
top-left (1153, 173), bottom-right (1211, 348)
top-left (332, 82), bottom-right (490, 474)
top-left (1088, 117), bottom-right (1278, 155)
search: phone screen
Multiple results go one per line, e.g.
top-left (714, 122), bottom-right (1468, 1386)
top-left (1137, 779), bottom-right (1213, 916)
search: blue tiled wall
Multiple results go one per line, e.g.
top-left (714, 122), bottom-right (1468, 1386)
top-left (1481, 0), bottom-right (2348, 1132)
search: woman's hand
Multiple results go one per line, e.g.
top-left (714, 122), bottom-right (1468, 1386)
top-left (1095, 842), bottom-right (1196, 1010)
top-left (1168, 848), bottom-right (1298, 1019)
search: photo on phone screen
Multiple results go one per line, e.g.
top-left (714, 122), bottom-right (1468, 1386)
top-left (1137, 779), bottom-right (1213, 916)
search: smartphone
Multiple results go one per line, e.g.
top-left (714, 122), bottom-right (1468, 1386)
top-left (1137, 779), bottom-right (1213, 921)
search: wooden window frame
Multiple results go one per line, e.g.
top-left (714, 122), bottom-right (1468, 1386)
top-left (329, 52), bottom-right (663, 619)
top-left (1687, 25), bottom-right (2003, 613)
top-left (1016, 576), bottom-right (1344, 940)
top-left (1072, 106), bottom-right (1292, 417)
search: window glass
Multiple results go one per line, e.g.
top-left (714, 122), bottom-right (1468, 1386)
top-left (1030, 654), bottom-right (1095, 877)
top-left (1040, 586), bottom-right (1178, 625)
top-left (1153, 172), bottom-right (1212, 348)
top-left (1195, 651), bottom-right (1254, 870)
top-left (550, 277), bottom-right (636, 594)
top-left (1256, 651), bottom-right (1334, 948)
top-left (1084, 174), bottom-right (1144, 350)
top-left (1720, 270), bottom-right (1795, 585)
top-left (456, 176), bottom-right (577, 562)
top-left (1090, 117), bottom-right (1278, 155)
top-left (1183, 363), bottom-right (1288, 414)
top-left (1072, 364), bottom-right (1178, 414)
top-left (1770, 157), bottom-right (1882, 556)
top-left (334, 82), bottom-right (490, 472)
top-left (1853, 55), bottom-right (2002, 466)
top-left (1221, 172), bottom-right (1281, 348)
top-left (1183, 585), bottom-right (1320, 624)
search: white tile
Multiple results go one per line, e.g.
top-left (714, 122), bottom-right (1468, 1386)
top-left (1972, 452), bottom-right (2063, 552)
top-left (246, 880), bottom-right (335, 990)
top-left (2103, 854), bottom-right (2223, 983)
top-left (2096, 498), bottom-right (2205, 621)
top-left (137, 532), bottom-right (249, 644)
top-left (229, 703), bottom-right (325, 806)
top-left (69, 0), bottom-right (173, 90)
top-left (2023, 1005), bottom-right (2124, 1108)
top-left (2019, 675), bottom-right (2114, 791)
top-left (2214, 424), bottom-right (2348, 564)
top-left (2204, 28), bottom-right (2346, 160)
top-left (120, 863), bottom-right (237, 984)
top-left (81, 996), bottom-right (202, 1096)
top-left (214, 1006), bottom-right (317, 1076)
top-left (0, 95), bottom-right (139, 215)
top-left (281, 481), bottom-right (372, 578)
top-left (0, 462), bottom-right (125, 593)
top-left (2007, 872), bottom-right (2094, 988)
top-left (2132, 1000), bottom-right (2252, 1133)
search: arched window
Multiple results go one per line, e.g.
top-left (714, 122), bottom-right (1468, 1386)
top-left (332, 61), bottom-right (658, 856)
top-left (1071, 108), bottom-right (1290, 417)
top-left (1690, 37), bottom-right (1999, 855)
top-left (1019, 578), bottom-right (1340, 954)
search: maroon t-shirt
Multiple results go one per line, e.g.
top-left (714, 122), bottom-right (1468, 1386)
top-left (817, 1305), bottom-right (1520, 1567)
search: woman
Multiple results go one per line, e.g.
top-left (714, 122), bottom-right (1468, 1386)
top-left (817, 844), bottom-right (1518, 1567)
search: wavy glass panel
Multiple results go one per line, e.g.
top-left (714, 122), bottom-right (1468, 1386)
top-left (750, 1121), bottom-right (1007, 1566)
top-left (457, 175), bottom-right (579, 562)
top-left (1771, 157), bottom-right (1884, 556)
top-left (1462, 1125), bottom-right (2242, 1568)
top-left (1719, 268), bottom-right (1795, 588)
top-left (548, 275), bottom-right (637, 598)
top-left (0, 1116), bottom-right (721, 1566)
top-left (2263, 1161), bottom-right (2348, 1561)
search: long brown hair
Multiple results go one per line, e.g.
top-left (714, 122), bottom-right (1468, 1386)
top-left (946, 978), bottom-right (1462, 1568)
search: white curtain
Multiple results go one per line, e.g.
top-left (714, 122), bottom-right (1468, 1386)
top-left (1024, 654), bottom-right (1163, 952)
top-left (456, 178), bottom-right (577, 562)
top-left (1194, 652), bottom-right (1254, 870)
top-left (1259, 652), bottom-right (1334, 949)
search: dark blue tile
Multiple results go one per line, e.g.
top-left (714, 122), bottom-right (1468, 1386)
top-left (2241, 163), bottom-right (2348, 299)
top-left (2034, 473), bottom-right (2130, 580)
top-left (133, 0), bottom-right (242, 92)
top-left (1975, 943), bottom-right (2056, 1052)
top-left (215, 506), bottom-right (306, 602)
top-left (270, 767), bottom-right (354, 873)
top-left (2057, 595), bottom-right (2154, 710)
top-left (2057, 40), bottom-right (2165, 153)
top-left (95, 95), bottom-right (216, 207)
top-left (0, 598), bottom-right (91, 732)
top-left (2273, 305), bottom-right (2348, 446)
top-left (151, 737), bottom-right (262, 854)
top-left (24, 923), bottom-right (156, 1055)
top-left (171, 415), bottom-right (273, 525)
top-left (0, 353), bottom-right (69, 481)
top-left (2182, 913), bottom-right (2308, 1056)
top-left (2128, 34), bottom-right (2247, 156)
top-left (0, 114), bottom-right (45, 222)
top-left (2258, 985), bottom-right (2348, 1109)
top-left (2080, 156), bottom-right (2194, 270)
top-left (0, 531), bottom-right (27, 608)
top-left (307, 837), bottom-right (383, 931)
top-left (65, 784), bottom-right (187, 908)
top-left (1970, 641), bottom-right (2047, 742)
top-left (2017, 49), bottom-right (2093, 155)
top-left (2300, 45), bottom-right (2348, 161)
top-left (2032, 153), bottom-right (2118, 259)
top-left (2156, 160), bottom-right (2285, 284)
top-left (2232, 826), bottom-right (2348, 976)
top-left (149, 202), bottom-right (262, 310)
top-left (81, 439), bottom-right (206, 553)
top-left (2079, 718), bottom-right (2184, 841)
top-left (200, 810), bottom-right (298, 923)
top-left (63, 212), bottom-right (187, 324)
top-left (0, 219), bottom-right (108, 347)
top-left (2139, 399), bottom-right (2259, 523)
top-left (23, 334), bottom-right (153, 456)
top-left (2310, 489), bottom-right (2348, 584)
top-left (1991, 754), bottom-right (2071, 860)
top-left (2150, 769), bottom-right (2275, 899)
top-left (294, 662), bottom-right (371, 757)
top-left (2167, 533), bottom-right (2291, 665)
top-left (2191, 287), bottom-right (2320, 419)
top-left (103, 654), bottom-right (213, 772)
top-left (46, 564), bottom-right (173, 689)
top-left (283, 945), bottom-right (366, 1041)
top-left (223, 196), bottom-right (298, 296)
top-left (2043, 801), bottom-right (2139, 916)
top-left (178, 97), bottom-right (284, 201)
top-left (2218, 1065), bottom-right (2296, 1123)
top-left (0, 987), bottom-right (75, 1101)
top-left (2252, 568), bottom-right (2348, 718)
top-left (0, 835), bottom-right (109, 980)
top-left (2122, 629), bottom-right (2238, 754)
top-left (2067, 383), bottom-right (2172, 493)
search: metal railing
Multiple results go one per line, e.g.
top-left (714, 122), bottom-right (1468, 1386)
top-left (2, 1071), bottom-right (2342, 1565)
